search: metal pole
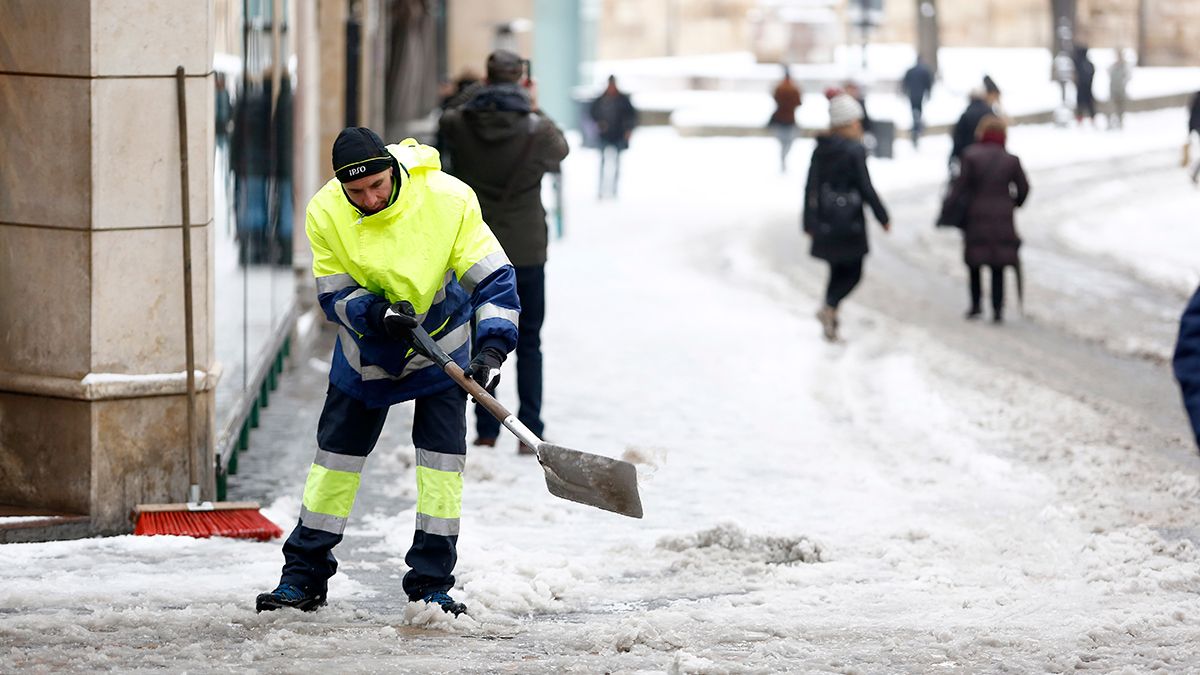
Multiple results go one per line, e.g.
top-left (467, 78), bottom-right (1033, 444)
top-left (916, 0), bottom-right (940, 74)
top-left (345, 0), bottom-right (362, 127)
top-left (1136, 0), bottom-right (1148, 65)
top-left (859, 0), bottom-right (869, 70)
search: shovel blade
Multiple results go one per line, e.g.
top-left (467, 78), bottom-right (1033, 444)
top-left (537, 443), bottom-right (643, 519)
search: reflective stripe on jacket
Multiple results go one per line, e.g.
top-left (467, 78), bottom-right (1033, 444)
top-left (305, 139), bottom-right (520, 406)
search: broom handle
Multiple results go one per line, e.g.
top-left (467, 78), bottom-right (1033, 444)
top-left (406, 326), bottom-right (542, 450)
top-left (176, 66), bottom-right (199, 502)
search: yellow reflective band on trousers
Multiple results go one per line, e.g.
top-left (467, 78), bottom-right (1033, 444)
top-left (415, 465), bottom-right (462, 520)
top-left (302, 463), bottom-right (362, 518)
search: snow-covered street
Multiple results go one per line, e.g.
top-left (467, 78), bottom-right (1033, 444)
top-left (5, 109), bottom-right (1200, 672)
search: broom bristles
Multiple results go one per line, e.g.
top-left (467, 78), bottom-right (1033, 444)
top-left (134, 508), bottom-right (283, 541)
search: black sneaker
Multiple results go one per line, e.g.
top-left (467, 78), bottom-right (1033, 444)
top-left (421, 590), bottom-right (467, 616)
top-left (256, 583), bottom-right (327, 613)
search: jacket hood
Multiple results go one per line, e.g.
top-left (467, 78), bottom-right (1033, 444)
top-left (461, 83), bottom-right (533, 143)
top-left (463, 82), bottom-right (531, 113)
top-left (387, 140), bottom-right (441, 173)
top-left (345, 140), bottom-right (438, 219)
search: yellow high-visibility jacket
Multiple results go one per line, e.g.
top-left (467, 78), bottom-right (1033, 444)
top-left (305, 139), bottom-right (520, 406)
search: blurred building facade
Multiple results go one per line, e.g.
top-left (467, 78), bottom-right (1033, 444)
top-left (877, 0), bottom-right (1200, 66)
top-left (442, 0), bottom-right (585, 128)
top-left (595, 0), bottom-right (1200, 66)
top-left (598, 0), bottom-right (758, 60)
top-left (0, 0), bottom-right (442, 538)
top-left (445, 0), bottom-right (536, 83)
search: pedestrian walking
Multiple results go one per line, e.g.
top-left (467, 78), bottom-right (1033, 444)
top-left (229, 79), bottom-right (273, 264)
top-left (902, 57), bottom-right (934, 147)
top-left (439, 50), bottom-right (569, 454)
top-left (1074, 45), bottom-right (1097, 125)
top-left (438, 68), bottom-right (482, 111)
top-left (214, 72), bottom-right (232, 150)
top-left (1107, 49), bottom-right (1131, 130)
top-left (434, 68), bottom-right (483, 166)
top-left (940, 116), bottom-right (1030, 323)
top-left (768, 65), bottom-right (803, 173)
top-left (589, 75), bottom-right (637, 199)
top-left (803, 94), bottom-right (890, 342)
top-left (255, 127), bottom-right (521, 617)
top-left (949, 78), bottom-right (999, 173)
top-left (1172, 285), bottom-right (1200, 450)
top-left (1188, 90), bottom-right (1200, 185)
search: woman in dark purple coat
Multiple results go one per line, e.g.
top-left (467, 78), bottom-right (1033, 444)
top-left (942, 115), bottom-right (1029, 322)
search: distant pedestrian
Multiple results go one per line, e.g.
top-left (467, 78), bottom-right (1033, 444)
top-left (768, 65), bottom-right (803, 172)
top-left (1172, 286), bottom-right (1200, 449)
top-left (438, 68), bottom-right (482, 111)
top-left (949, 78), bottom-right (999, 173)
top-left (1107, 49), bottom-right (1131, 130)
top-left (214, 72), bottom-right (232, 149)
top-left (802, 94), bottom-right (890, 342)
top-left (940, 116), bottom-right (1029, 323)
top-left (983, 75), bottom-right (1002, 113)
top-left (589, 75), bottom-right (638, 199)
top-left (1189, 91), bottom-right (1200, 184)
top-left (902, 57), bottom-right (934, 147)
top-left (439, 49), bottom-right (570, 454)
top-left (1074, 45), bottom-right (1097, 125)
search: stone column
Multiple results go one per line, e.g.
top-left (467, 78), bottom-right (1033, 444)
top-left (0, 0), bottom-right (216, 533)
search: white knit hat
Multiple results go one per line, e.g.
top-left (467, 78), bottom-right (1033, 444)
top-left (828, 94), bottom-right (864, 128)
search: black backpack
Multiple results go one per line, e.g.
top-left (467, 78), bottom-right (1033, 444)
top-left (816, 182), bottom-right (863, 236)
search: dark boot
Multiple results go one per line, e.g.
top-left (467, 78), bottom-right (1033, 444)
top-left (421, 590), bottom-right (467, 616)
top-left (256, 582), bottom-right (327, 612)
top-left (816, 306), bottom-right (838, 342)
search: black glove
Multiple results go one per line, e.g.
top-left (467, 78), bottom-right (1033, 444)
top-left (381, 300), bottom-right (419, 340)
top-left (463, 347), bottom-right (505, 392)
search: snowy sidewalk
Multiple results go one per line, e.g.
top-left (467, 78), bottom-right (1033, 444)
top-left (4, 116), bottom-right (1200, 672)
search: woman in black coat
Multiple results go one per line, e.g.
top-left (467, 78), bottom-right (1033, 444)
top-left (803, 94), bottom-right (890, 342)
top-left (941, 115), bottom-right (1029, 322)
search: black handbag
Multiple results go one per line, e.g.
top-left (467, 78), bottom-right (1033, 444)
top-left (937, 153), bottom-right (1004, 229)
top-left (817, 183), bottom-right (863, 236)
top-left (937, 187), bottom-right (969, 229)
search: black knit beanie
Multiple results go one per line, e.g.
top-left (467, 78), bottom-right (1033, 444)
top-left (332, 127), bottom-right (393, 183)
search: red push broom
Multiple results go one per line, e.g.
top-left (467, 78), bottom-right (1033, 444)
top-left (133, 67), bottom-right (282, 541)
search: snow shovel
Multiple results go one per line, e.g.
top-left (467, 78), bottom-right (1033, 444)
top-left (406, 325), bottom-right (643, 519)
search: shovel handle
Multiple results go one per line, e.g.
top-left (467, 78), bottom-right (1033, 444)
top-left (406, 325), bottom-right (540, 448)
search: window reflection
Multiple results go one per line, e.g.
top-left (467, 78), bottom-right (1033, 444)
top-left (213, 0), bottom-right (296, 451)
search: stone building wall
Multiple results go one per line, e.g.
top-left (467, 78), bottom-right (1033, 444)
top-left (0, 0), bottom-right (217, 531)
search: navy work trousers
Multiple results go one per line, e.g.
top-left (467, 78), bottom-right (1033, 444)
top-left (280, 382), bottom-right (467, 601)
top-left (476, 265), bottom-right (545, 441)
